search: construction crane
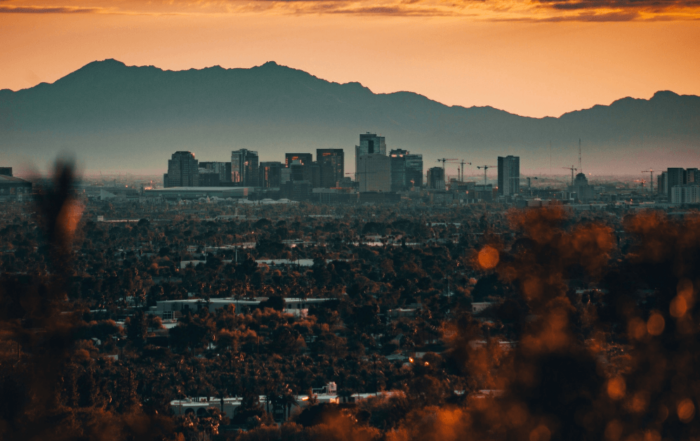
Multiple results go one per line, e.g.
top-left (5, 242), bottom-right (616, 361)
top-left (437, 159), bottom-right (458, 186)
top-left (459, 160), bottom-right (472, 182)
top-left (476, 165), bottom-right (496, 186)
top-left (563, 166), bottom-right (577, 186)
top-left (641, 169), bottom-right (654, 194)
top-left (437, 158), bottom-right (458, 170)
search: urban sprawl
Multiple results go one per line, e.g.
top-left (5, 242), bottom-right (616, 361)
top-left (2, 134), bottom-right (700, 440)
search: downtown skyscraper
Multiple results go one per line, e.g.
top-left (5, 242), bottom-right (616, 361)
top-left (498, 155), bottom-right (520, 196)
top-left (164, 151), bottom-right (199, 188)
top-left (231, 149), bottom-right (259, 187)
top-left (317, 149), bottom-right (345, 188)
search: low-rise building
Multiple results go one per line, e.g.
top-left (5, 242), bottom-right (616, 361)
top-left (151, 297), bottom-right (334, 319)
top-left (144, 187), bottom-right (249, 200)
top-left (0, 170), bottom-right (32, 201)
top-left (671, 184), bottom-right (700, 204)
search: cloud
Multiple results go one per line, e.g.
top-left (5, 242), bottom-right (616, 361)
top-left (0, 5), bottom-right (99, 13)
top-left (0, 0), bottom-right (698, 20)
top-left (535, 0), bottom-right (700, 10)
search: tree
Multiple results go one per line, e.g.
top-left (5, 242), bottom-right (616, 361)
top-left (126, 310), bottom-right (148, 347)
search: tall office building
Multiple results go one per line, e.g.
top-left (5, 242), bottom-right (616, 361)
top-left (405, 154), bottom-right (423, 189)
top-left (357, 133), bottom-right (386, 156)
top-left (285, 153), bottom-right (313, 168)
top-left (317, 149), bottom-right (345, 188)
top-left (357, 154), bottom-right (391, 192)
top-left (197, 168), bottom-right (220, 186)
top-left (687, 168), bottom-right (700, 184)
top-left (259, 162), bottom-right (283, 188)
top-left (164, 151), bottom-right (199, 188)
top-left (498, 156), bottom-right (520, 196)
top-left (231, 149), bottom-right (259, 187)
top-left (667, 168), bottom-right (686, 200)
top-left (427, 167), bottom-right (446, 190)
top-left (572, 173), bottom-right (593, 202)
top-left (199, 161), bottom-right (232, 185)
top-left (390, 149), bottom-right (408, 192)
top-left (287, 159), bottom-right (321, 188)
top-left (658, 171), bottom-right (667, 195)
top-left (355, 133), bottom-right (386, 180)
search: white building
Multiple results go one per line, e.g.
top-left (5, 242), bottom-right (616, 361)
top-left (671, 185), bottom-right (700, 204)
top-left (169, 383), bottom-right (398, 423)
top-left (151, 297), bottom-right (334, 320)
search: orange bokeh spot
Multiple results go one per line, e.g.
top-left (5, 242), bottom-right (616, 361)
top-left (607, 377), bottom-right (626, 400)
top-left (628, 318), bottom-right (647, 340)
top-left (670, 295), bottom-right (688, 318)
top-left (478, 246), bottom-right (499, 270)
top-left (507, 403), bottom-right (528, 427)
top-left (647, 313), bottom-right (665, 336)
top-left (529, 425), bottom-right (551, 441)
top-left (604, 420), bottom-right (623, 441)
top-left (678, 399), bottom-right (695, 423)
top-left (644, 430), bottom-right (661, 441)
top-left (57, 199), bottom-right (84, 239)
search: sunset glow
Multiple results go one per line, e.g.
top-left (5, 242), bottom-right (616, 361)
top-left (2, 0), bottom-right (699, 117)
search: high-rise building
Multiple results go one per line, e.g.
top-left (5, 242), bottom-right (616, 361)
top-left (572, 173), bottom-right (593, 202)
top-left (164, 151), bottom-right (199, 188)
top-left (307, 162), bottom-right (321, 188)
top-left (259, 162), bottom-right (283, 188)
top-left (667, 168), bottom-right (686, 200)
top-left (355, 133), bottom-right (386, 180)
top-left (317, 149), bottom-right (345, 188)
top-left (197, 168), bottom-right (220, 187)
top-left (285, 153), bottom-right (313, 168)
top-left (390, 149), bottom-right (408, 192)
top-left (658, 171), bottom-right (667, 195)
top-left (289, 159), bottom-right (306, 182)
top-left (231, 149), bottom-right (259, 187)
top-left (498, 156), bottom-right (520, 196)
top-left (687, 168), bottom-right (700, 184)
top-left (405, 154), bottom-right (423, 189)
top-left (287, 159), bottom-right (321, 188)
top-left (357, 154), bottom-right (391, 192)
top-left (357, 133), bottom-right (387, 156)
top-left (427, 167), bottom-right (446, 190)
top-left (199, 161), bottom-right (232, 185)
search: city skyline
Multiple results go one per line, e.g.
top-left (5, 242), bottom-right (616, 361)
top-left (3, 3), bottom-right (700, 440)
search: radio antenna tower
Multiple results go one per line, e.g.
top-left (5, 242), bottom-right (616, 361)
top-left (578, 139), bottom-right (582, 174)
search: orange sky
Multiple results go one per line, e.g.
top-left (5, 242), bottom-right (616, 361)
top-left (1, 0), bottom-right (699, 117)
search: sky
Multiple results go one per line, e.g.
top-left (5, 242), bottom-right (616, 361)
top-left (0, 0), bottom-right (699, 118)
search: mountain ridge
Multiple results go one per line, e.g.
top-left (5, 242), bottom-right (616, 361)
top-left (1, 59), bottom-right (698, 175)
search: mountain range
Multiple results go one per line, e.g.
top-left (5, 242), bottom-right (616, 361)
top-left (1, 59), bottom-right (699, 177)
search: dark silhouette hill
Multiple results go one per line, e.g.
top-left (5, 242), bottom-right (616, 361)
top-left (1, 59), bottom-right (698, 175)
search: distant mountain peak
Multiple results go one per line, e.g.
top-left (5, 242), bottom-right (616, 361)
top-left (652, 90), bottom-right (680, 99)
top-left (84, 58), bottom-right (128, 69)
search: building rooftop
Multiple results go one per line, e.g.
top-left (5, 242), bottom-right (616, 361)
top-left (0, 175), bottom-right (31, 184)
